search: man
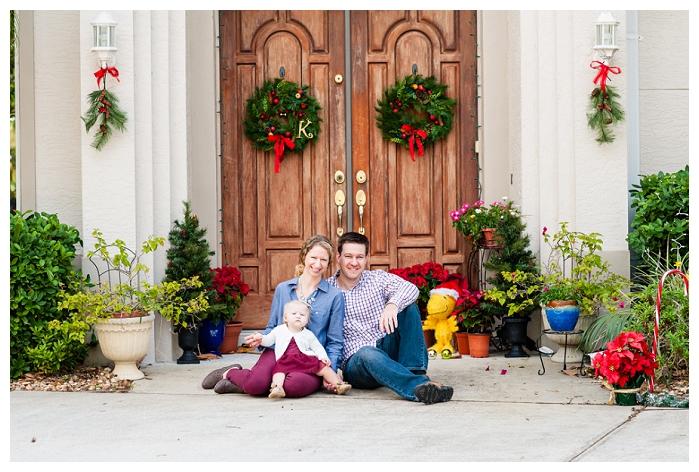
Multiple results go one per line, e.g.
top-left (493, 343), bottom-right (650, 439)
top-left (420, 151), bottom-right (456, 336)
top-left (328, 231), bottom-right (454, 405)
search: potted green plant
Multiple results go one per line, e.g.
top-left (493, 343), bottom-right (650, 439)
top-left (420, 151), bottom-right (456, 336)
top-left (540, 222), bottom-right (630, 364)
top-left (58, 229), bottom-right (209, 379)
top-left (164, 201), bottom-right (217, 357)
top-left (208, 265), bottom-right (250, 354)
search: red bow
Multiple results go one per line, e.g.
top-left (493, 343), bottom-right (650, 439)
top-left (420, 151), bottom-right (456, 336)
top-left (590, 61), bottom-right (621, 92)
top-left (268, 134), bottom-right (295, 173)
top-left (94, 66), bottom-right (120, 88)
top-left (401, 124), bottom-right (427, 161)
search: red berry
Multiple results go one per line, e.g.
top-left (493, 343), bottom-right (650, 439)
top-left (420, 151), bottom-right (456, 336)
top-left (273, 98), bottom-right (279, 104)
top-left (397, 102), bottom-right (402, 107)
top-left (301, 104), bottom-right (307, 109)
top-left (427, 90), bottom-right (432, 94)
top-left (285, 131), bottom-right (291, 137)
top-left (270, 126), bottom-right (276, 132)
top-left (418, 84), bottom-right (424, 90)
top-left (429, 115), bottom-right (435, 120)
top-left (393, 108), bottom-right (398, 113)
top-left (299, 112), bottom-right (304, 117)
top-left (297, 89), bottom-right (302, 94)
top-left (271, 91), bottom-right (276, 96)
top-left (260, 114), bottom-right (266, 120)
top-left (401, 133), bottom-right (406, 139)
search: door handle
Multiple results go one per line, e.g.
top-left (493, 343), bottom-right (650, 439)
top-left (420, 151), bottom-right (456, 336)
top-left (334, 190), bottom-right (345, 236)
top-left (355, 189), bottom-right (366, 235)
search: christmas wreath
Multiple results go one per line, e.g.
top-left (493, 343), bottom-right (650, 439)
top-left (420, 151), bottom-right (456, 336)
top-left (243, 78), bottom-right (322, 173)
top-left (375, 74), bottom-right (456, 160)
top-left (587, 61), bottom-right (625, 144)
top-left (81, 67), bottom-right (128, 151)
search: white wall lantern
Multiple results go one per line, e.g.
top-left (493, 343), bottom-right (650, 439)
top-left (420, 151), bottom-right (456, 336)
top-left (91, 11), bottom-right (118, 69)
top-left (593, 11), bottom-right (619, 63)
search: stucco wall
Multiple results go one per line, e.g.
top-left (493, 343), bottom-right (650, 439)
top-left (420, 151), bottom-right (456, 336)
top-left (22, 12), bottom-right (83, 231)
top-left (638, 10), bottom-right (689, 176)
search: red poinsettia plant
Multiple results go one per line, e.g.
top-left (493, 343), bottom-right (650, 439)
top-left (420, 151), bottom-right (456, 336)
top-left (592, 331), bottom-right (658, 388)
top-left (389, 262), bottom-right (457, 319)
top-left (452, 287), bottom-right (488, 333)
top-left (206, 266), bottom-right (250, 324)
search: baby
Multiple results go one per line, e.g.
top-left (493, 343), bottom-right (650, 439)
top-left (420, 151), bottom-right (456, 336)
top-left (251, 300), bottom-right (351, 398)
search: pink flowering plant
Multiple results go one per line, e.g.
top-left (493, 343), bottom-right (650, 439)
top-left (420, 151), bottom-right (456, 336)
top-left (206, 266), bottom-right (250, 324)
top-left (450, 198), bottom-right (515, 245)
top-left (592, 331), bottom-right (658, 389)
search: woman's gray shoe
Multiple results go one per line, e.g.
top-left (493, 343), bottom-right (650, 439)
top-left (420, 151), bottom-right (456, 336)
top-left (213, 378), bottom-right (245, 394)
top-left (414, 381), bottom-right (453, 405)
top-left (201, 364), bottom-right (242, 389)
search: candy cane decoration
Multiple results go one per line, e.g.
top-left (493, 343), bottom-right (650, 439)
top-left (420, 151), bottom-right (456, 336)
top-left (651, 269), bottom-right (689, 392)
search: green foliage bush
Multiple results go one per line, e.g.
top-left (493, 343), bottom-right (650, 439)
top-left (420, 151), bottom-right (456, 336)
top-left (627, 166), bottom-right (689, 269)
top-left (10, 210), bottom-right (88, 378)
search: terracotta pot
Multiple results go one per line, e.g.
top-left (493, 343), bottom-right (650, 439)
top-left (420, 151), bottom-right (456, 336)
top-left (423, 328), bottom-right (436, 350)
top-left (480, 228), bottom-right (503, 248)
top-left (219, 321), bottom-right (243, 354)
top-left (455, 331), bottom-right (470, 355)
top-left (467, 332), bottom-right (491, 358)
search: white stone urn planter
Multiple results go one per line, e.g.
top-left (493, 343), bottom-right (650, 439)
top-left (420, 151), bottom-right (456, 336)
top-left (542, 309), bottom-right (594, 365)
top-left (94, 313), bottom-right (155, 380)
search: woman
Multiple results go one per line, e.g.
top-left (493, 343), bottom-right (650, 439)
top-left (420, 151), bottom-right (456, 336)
top-left (201, 235), bottom-right (345, 397)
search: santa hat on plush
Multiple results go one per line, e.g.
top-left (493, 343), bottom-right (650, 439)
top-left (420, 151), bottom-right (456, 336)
top-left (430, 281), bottom-right (463, 300)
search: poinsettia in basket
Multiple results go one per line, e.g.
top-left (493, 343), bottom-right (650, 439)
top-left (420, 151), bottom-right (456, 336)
top-left (591, 331), bottom-right (658, 405)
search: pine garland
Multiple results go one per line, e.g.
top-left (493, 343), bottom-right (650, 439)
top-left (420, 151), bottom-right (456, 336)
top-left (243, 78), bottom-right (322, 172)
top-left (81, 89), bottom-right (128, 151)
top-left (587, 85), bottom-right (625, 144)
top-left (374, 74), bottom-right (456, 159)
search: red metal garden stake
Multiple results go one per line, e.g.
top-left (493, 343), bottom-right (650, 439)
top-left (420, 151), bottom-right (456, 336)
top-left (651, 269), bottom-right (689, 392)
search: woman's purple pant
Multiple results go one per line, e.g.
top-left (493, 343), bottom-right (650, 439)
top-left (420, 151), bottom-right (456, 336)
top-left (226, 348), bottom-right (322, 397)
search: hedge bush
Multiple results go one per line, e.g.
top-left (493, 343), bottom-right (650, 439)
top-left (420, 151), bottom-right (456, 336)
top-left (10, 210), bottom-right (88, 378)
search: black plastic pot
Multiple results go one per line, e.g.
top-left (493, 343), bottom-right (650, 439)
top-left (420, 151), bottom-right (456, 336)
top-left (502, 316), bottom-right (530, 358)
top-left (176, 324), bottom-right (200, 364)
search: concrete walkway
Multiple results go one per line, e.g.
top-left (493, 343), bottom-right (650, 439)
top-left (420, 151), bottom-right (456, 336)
top-left (10, 351), bottom-right (689, 462)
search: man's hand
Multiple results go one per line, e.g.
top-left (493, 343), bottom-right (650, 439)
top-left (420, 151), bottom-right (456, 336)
top-left (379, 303), bottom-right (399, 334)
top-left (244, 332), bottom-right (262, 349)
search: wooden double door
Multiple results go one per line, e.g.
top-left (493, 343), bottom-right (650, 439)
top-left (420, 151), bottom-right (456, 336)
top-left (220, 10), bottom-right (478, 328)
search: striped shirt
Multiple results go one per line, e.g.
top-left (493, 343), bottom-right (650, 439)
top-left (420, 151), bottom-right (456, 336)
top-left (328, 269), bottom-right (419, 369)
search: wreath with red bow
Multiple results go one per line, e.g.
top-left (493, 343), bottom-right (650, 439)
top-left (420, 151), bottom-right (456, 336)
top-left (375, 74), bottom-right (456, 160)
top-left (243, 78), bottom-right (322, 173)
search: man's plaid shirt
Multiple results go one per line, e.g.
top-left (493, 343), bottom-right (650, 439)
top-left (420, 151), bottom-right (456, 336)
top-left (327, 269), bottom-right (419, 370)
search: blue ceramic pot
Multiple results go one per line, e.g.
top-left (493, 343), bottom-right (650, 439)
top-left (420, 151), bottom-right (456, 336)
top-left (198, 319), bottom-right (226, 356)
top-left (545, 302), bottom-right (580, 331)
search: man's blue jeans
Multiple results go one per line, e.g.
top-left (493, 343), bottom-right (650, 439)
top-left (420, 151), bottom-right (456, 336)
top-left (343, 303), bottom-right (429, 401)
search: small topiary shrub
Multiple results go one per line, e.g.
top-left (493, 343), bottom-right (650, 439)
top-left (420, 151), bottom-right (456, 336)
top-left (10, 210), bottom-right (88, 378)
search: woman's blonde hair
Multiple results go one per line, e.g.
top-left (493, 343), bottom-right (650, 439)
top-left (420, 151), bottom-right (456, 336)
top-left (294, 235), bottom-right (334, 277)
